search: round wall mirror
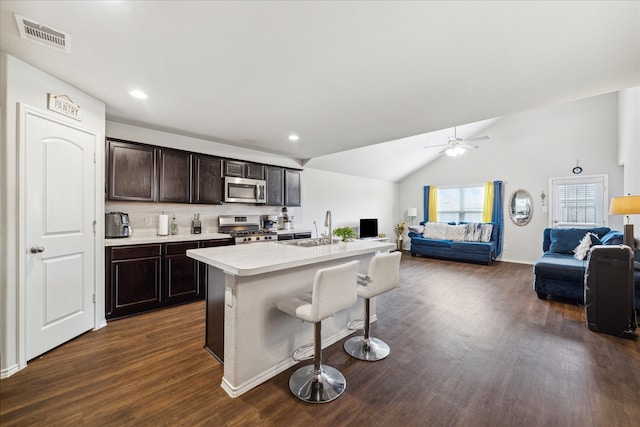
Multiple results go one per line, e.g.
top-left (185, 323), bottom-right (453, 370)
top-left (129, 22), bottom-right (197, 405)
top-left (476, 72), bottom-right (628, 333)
top-left (509, 189), bottom-right (533, 226)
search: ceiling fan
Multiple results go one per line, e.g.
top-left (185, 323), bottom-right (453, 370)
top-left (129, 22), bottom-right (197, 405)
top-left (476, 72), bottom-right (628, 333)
top-left (425, 127), bottom-right (490, 158)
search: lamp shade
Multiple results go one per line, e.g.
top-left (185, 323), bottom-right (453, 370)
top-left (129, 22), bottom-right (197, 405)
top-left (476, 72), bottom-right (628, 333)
top-left (408, 208), bottom-right (417, 217)
top-left (609, 195), bottom-right (640, 215)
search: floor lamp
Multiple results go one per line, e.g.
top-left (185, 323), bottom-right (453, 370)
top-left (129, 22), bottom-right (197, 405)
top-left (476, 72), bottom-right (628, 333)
top-left (609, 194), bottom-right (640, 249)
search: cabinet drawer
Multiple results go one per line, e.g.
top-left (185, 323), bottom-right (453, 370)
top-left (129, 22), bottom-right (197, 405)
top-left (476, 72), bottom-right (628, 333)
top-left (110, 244), bottom-right (162, 261)
top-left (200, 238), bottom-right (235, 248)
top-left (165, 241), bottom-right (199, 255)
top-left (294, 232), bottom-right (312, 239)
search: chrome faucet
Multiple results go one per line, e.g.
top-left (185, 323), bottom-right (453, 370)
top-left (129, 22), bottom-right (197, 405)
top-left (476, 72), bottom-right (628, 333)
top-left (324, 210), bottom-right (332, 244)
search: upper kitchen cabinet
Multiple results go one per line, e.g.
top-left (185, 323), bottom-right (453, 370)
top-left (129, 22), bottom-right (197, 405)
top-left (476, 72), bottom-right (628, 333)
top-left (245, 162), bottom-right (265, 180)
top-left (158, 149), bottom-right (192, 203)
top-left (224, 160), bottom-right (265, 180)
top-left (192, 154), bottom-right (223, 204)
top-left (266, 167), bottom-right (301, 206)
top-left (284, 169), bottom-right (301, 206)
top-left (265, 166), bottom-right (284, 206)
top-left (107, 138), bottom-right (158, 202)
top-left (224, 160), bottom-right (244, 177)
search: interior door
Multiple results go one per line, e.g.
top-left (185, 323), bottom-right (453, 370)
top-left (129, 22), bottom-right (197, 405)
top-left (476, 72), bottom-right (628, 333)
top-left (23, 107), bottom-right (96, 361)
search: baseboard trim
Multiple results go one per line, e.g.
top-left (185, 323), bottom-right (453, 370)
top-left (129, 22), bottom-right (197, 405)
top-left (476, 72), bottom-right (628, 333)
top-left (1, 363), bottom-right (22, 379)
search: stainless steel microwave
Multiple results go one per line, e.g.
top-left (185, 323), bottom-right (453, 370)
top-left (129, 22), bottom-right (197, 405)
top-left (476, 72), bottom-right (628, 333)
top-left (224, 177), bottom-right (266, 204)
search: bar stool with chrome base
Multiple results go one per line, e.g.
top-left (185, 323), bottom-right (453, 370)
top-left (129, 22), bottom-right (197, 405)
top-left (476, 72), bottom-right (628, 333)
top-left (276, 260), bottom-right (359, 403)
top-left (344, 251), bottom-right (401, 361)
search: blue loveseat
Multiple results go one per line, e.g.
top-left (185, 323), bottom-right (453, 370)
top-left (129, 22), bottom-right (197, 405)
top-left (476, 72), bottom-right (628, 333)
top-left (409, 221), bottom-right (500, 265)
top-left (533, 227), bottom-right (640, 310)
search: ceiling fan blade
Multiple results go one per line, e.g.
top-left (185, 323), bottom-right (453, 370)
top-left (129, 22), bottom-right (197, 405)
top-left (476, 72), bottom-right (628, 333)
top-left (463, 135), bottom-right (490, 143)
top-left (424, 143), bottom-right (449, 149)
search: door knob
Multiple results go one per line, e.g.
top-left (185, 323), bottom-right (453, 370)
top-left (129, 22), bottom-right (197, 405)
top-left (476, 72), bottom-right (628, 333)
top-left (30, 246), bottom-right (45, 253)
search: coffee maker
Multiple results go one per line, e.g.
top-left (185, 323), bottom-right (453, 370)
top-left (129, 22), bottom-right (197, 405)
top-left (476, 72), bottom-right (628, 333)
top-left (262, 215), bottom-right (279, 231)
top-left (105, 212), bottom-right (134, 238)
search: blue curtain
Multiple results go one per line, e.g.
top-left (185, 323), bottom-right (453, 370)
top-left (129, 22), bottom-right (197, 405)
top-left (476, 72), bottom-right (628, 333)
top-left (492, 180), bottom-right (504, 256)
top-left (423, 186), bottom-right (430, 224)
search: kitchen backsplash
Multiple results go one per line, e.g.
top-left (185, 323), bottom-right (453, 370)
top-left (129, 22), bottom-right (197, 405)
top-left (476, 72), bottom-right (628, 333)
top-left (105, 202), bottom-right (292, 236)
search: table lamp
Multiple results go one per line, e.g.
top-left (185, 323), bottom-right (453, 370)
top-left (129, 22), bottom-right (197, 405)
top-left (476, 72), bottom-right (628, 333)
top-left (609, 194), bottom-right (640, 248)
top-left (408, 208), bottom-right (417, 225)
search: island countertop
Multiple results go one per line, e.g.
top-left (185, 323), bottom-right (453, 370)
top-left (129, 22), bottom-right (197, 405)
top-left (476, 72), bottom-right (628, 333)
top-left (186, 240), bottom-right (396, 276)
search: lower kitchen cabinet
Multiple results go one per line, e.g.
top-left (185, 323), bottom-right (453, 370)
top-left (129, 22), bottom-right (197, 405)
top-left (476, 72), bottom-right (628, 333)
top-left (106, 244), bottom-right (163, 319)
top-left (165, 241), bottom-right (201, 304)
top-left (106, 238), bottom-right (234, 320)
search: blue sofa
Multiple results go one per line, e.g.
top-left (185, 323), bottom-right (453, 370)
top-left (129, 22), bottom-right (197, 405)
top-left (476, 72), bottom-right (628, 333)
top-left (533, 227), bottom-right (640, 310)
top-left (409, 221), bottom-right (500, 265)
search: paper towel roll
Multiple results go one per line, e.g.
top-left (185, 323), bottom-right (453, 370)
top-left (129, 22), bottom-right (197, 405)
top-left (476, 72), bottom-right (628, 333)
top-left (158, 214), bottom-right (169, 236)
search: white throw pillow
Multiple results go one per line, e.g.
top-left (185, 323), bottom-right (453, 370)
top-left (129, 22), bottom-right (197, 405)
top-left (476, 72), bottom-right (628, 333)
top-left (464, 223), bottom-right (482, 242)
top-left (422, 222), bottom-right (448, 240)
top-left (479, 224), bottom-right (493, 242)
top-left (408, 225), bottom-right (425, 234)
top-left (573, 232), bottom-right (597, 260)
top-left (445, 224), bottom-right (467, 241)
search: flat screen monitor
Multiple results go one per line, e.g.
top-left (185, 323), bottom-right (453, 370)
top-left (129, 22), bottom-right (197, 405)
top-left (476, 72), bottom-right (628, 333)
top-left (359, 218), bottom-right (378, 239)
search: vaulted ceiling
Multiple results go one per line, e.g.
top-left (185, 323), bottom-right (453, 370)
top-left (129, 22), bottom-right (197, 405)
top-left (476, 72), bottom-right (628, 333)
top-left (1, 1), bottom-right (638, 181)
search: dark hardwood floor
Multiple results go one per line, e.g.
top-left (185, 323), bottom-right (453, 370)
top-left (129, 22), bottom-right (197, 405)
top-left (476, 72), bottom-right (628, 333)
top-left (2, 253), bottom-right (639, 426)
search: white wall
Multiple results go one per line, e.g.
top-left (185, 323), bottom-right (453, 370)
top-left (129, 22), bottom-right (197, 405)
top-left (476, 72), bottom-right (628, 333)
top-left (297, 168), bottom-right (397, 239)
top-left (0, 53), bottom-right (106, 376)
top-left (398, 92), bottom-right (625, 264)
top-left (618, 87), bottom-right (640, 242)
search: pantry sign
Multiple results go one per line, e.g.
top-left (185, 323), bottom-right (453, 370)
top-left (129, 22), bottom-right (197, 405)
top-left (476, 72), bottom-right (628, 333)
top-left (47, 93), bottom-right (82, 121)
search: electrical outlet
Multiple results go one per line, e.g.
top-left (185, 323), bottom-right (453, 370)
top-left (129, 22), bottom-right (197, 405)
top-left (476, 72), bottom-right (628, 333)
top-left (145, 216), bottom-right (152, 226)
top-left (225, 287), bottom-right (233, 307)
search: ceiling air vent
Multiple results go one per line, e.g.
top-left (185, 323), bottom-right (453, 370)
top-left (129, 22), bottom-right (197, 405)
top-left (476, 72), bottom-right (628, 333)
top-left (15, 14), bottom-right (71, 53)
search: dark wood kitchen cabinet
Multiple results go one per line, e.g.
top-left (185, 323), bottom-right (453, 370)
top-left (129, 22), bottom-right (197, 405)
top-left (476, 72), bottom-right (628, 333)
top-left (223, 160), bottom-right (245, 177)
top-left (158, 149), bottom-right (192, 203)
top-left (107, 139), bottom-right (158, 201)
top-left (265, 165), bottom-right (284, 206)
top-left (191, 154), bottom-right (223, 204)
top-left (284, 169), bottom-right (301, 206)
top-left (106, 136), bottom-right (302, 207)
top-left (106, 238), bottom-right (234, 320)
top-left (224, 160), bottom-right (265, 180)
top-left (106, 244), bottom-right (163, 319)
top-left (245, 162), bottom-right (265, 180)
top-left (200, 237), bottom-right (235, 362)
top-left (164, 241), bottom-right (201, 304)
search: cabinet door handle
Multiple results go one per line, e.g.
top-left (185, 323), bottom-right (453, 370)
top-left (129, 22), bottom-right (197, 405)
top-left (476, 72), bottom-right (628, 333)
top-left (30, 246), bottom-right (45, 253)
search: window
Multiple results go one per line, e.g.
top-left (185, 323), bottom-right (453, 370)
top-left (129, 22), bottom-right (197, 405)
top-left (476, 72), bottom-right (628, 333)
top-left (550, 175), bottom-right (608, 228)
top-left (437, 186), bottom-right (485, 223)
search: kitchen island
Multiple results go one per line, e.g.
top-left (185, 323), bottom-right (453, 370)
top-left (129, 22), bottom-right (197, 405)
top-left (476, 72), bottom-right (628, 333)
top-left (186, 239), bottom-right (396, 397)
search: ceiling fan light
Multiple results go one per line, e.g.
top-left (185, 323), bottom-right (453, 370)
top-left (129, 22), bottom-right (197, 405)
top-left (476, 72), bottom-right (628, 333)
top-left (445, 146), bottom-right (466, 158)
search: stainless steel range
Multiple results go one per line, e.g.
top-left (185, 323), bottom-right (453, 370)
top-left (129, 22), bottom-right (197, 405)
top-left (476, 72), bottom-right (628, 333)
top-left (218, 215), bottom-right (277, 244)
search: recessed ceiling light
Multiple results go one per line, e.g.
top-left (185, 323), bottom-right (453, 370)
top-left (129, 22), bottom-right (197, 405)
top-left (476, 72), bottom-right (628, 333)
top-left (288, 134), bottom-right (300, 142)
top-left (129, 89), bottom-right (148, 100)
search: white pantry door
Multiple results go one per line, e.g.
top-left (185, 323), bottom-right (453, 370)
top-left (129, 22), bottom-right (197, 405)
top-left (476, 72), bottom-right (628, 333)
top-left (23, 107), bottom-right (96, 361)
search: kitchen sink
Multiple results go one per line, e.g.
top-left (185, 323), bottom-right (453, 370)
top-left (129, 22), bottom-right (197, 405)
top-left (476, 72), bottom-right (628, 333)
top-left (277, 238), bottom-right (335, 247)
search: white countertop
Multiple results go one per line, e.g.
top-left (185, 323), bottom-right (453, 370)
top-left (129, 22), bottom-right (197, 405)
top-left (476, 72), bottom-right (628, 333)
top-left (105, 232), bottom-right (232, 247)
top-left (105, 228), bottom-right (314, 247)
top-left (186, 240), bottom-right (396, 276)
